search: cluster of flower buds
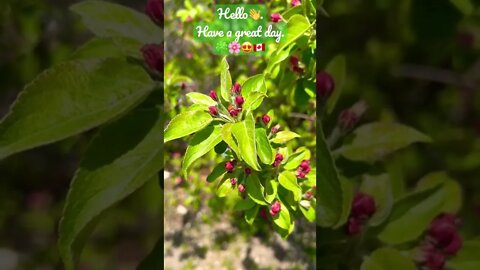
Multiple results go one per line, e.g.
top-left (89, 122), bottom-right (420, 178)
top-left (296, 160), bottom-right (311, 178)
top-left (270, 201), bottom-right (281, 216)
top-left (290, 56), bottom-right (304, 74)
top-left (273, 153), bottom-right (283, 167)
top-left (228, 82), bottom-right (243, 117)
top-left (415, 214), bottom-right (463, 270)
top-left (346, 192), bottom-right (376, 235)
top-left (225, 160), bottom-right (237, 172)
top-left (270, 13), bottom-right (282, 23)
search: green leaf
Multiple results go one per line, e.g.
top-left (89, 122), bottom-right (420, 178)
top-left (447, 241), bottom-right (480, 270)
top-left (378, 185), bottom-right (446, 244)
top-left (334, 177), bottom-right (354, 228)
top-left (242, 74), bottom-right (266, 98)
top-left (450, 0), bottom-right (474, 15)
top-left (300, 201), bottom-right (315, 222)
top-left (416, 172), bottom-right (462, 214)
top-left (278, 171), bottom-right (301, 200)
top-left (206, 162), bottom-right (226, 183)
top-left (284, 147), bottom-right (311, 170)
top-left (246, 174), bottom-right (267, 205)
top-left (182, 125), bottom-right (222, 178)
top-left (255, 128), bottom-right (274, 165)
top-left (234, 197), bottom-right (256, 211)
top-left (264, 178), bottom-right (278, 203)
top-left (278, 15), bottom-right (311, 51)
top-left (231, 114), bottom-right (261, 171)
top-left (59, 107), bottom-right (163, 269)
top-left (164, 110), bottom-right (212, 143)
top-left (273, 202), bottom-right (291, 230)
top-left (325, 55), bottom-right (346, 113)
top-left (71, 0), bottom-right (161, 44)
top-left (245, 204), bottom-right (260, 225)
top-left (282, 5), bottom-right (303, 20)
top-left (221, 123), bottom-right (242, 160)
top-left (243, 91), bottom-right (267, 115)
top-left (0, 58), bottom-right (154, 160)
top-left (71, 37), bottom-right (142, 60)
top-left (317, 123), bottom-right (343, 227)
top-left (361, 248), bottom-right (416, 270)
top-left (271, 130), bottom-right (300, 144)
top-left (336, 122), bottom-right (432, 163)
top-left (220, 57), bottom-right (232, 102)
top-left (360, 174), bottom-right (393, 226)
top-left (216, 178), bottom-right (233, 197)
top-left (186, 92), bottom-right (217, 107)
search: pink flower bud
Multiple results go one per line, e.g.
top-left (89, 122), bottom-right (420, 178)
top-left (235, 95), bottom-right (244, 107)
top-left (305, 191), bottom-right (313, 200)
top-left (300, 160), bottom-right (310, 170)
top-left (229, 108), bottom-right (239, 117)
top-left (244, 167), bottom-right (252, 175)
top-left (317, 71), bottom-right (335, 99)
top-left (208, 106), bottom-right (218, 116)
top-left (231, 82), bottom-right (241, 94)
top-left (339, 109), bottom-right (359, 130)
top-left (351, 193), bottom-right (376, 219)
top-left (296, 171), bottom-right (306, 179)
top-left (270, 201), bottom-right (281, 216)
top-left (271, 124), bottom-right (280, 134)
top-left (262, 114), bottom-right (270, 124)
top-left (291, 0), bottom-right (301, 7)
top-left (347, 217), bottom-right (362, 235)
top-left (270, 13), bottom-right (282, 23)
top-left (273, 160), bottom-right (281, 167)
top-left (238, 184), bottom-right (246, 193)
top-left (209, 90), bottom-right (218, 101)
top-left (141, 44), bottom-right (163, 73)
top-left (230, 178), bottom-right (237, 186)
top-left (146, 0), bottom-right (164, 26)
top-left (275, 153), bottom-right (284, 162)
top-left (225, 161), bottom-right (235, 172)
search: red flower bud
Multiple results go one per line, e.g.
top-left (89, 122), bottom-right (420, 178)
top-left (291, 0), bottom-right (301, 7)
top-left (317, 71), bottom-right (335, 99)
top-left (270, 201), bottom-right (281, 216)
top-left (229, 108), bottom-right (239, 117)
top-left (146, 0), bottom-right (164, 26)
top-left (208, 106), bottom-right (218, 116)
top-left (244, 167), bottom-right (252, 175)
top-left (300, 160), bottom-right (310, 170)
top-left (290, 56), bottom-right (299, 68)
top-left (339, 109), bottom-right (359, 130)
top-left (351, 193), bottom-right (376, 219)
top-left (428, 214), bottom-right (463, 255)
top-left (347, 217), bottom-right (362, 235)
top-left (270, 13), bottom-right (282, 23)
top-left (271, 124), bottom-right (280, 134)
top-left (225, 161), bottom-right (235, 172)
top-left (296, 171), bottom-right (306, 179)
top-left (259, 208), bottom-right (268, 220)
top-left (141, 44), bottom-right (163, 73)
top-left (443, 232), bottom-right (462, 255)
top-left (238, 184), bottom-right (246, 193)
top-left (273, 160), bottom-right (281, 167)
top-left (275, 153), bottom-right (283, 162)
top-left (262, 114), bottom-right (270, 124)
top-left (235, 95), bottom-right (244, 107)
top-left (230, 178), bottom-right (237, 186)
top-left (305, 191), bottom-right (313, 200)
top-left (231, 82), bottom-right (241, 94)
top-left (424, 252), bottom-right (446, 270)
top-left (209, 90), bottom-right (218, 101)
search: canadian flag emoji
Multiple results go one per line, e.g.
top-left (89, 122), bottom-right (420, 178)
top-left (254, 43), bottom-right (265, 51)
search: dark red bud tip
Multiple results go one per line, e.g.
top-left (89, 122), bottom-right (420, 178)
top-left (141, 44), bottom-right (163, 73)
top-left (424, 252), bottom-right (446, 270)
top-left (339, 109), bottom-right (359, 130)
top-left (296, 171), bottom-right (306, 179)
top-left (230, 178), bottom-right (237, 186)
top-left (209, 90), bottom-right (218, 101)
top-left (146, 0), bottom-right (164, 26)
top-left (317, 71), bottom-right (335, 99)
top-left (231, 82), bottom-right (241, 94)
top-left (300, 160), bottom-right (309, 170)
top-left (235, 96), bottom-right (244, 107)
top-left (244, 167), bottom-right (252, 175)
top-left (270, 201), bottom-right (281, 216)
top-left (238, 184), bottom-right (246, 193)
top-left (290, 56), bottom-right (299, 68)
top-left (351, 193), bottom-right (376, 219)
top-left (225, 161), bottom-right (235, 172)
top-left (270, 13), bottom-right (282, 23)
top-left (347, 217), bottom-right (362, 235)
top-left (262, 114), bottom-right (270, 124)
top-left (229, 108), bottom-right (240, 117)
top-left (259, 208), bottom-right (268, 220)
top-left (428, 214), bottom-right (463, 255)
top-left (291, 0), bottom-right (301, 7)
top-left (275, 153), bottom-right (284, 162)
top-left (208, 106), bottom-right (218, 116)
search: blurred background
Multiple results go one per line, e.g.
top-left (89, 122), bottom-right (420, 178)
top-left (0, 0), bottom-right (162, 269)
top-left (320, 0), bottom-right (480, 244)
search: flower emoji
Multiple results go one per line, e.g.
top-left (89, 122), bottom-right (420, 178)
top-left (228, 41), bottom-right (240, 54)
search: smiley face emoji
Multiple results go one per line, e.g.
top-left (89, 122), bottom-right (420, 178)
top-left (241, 42), bottom-right (253, 53)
